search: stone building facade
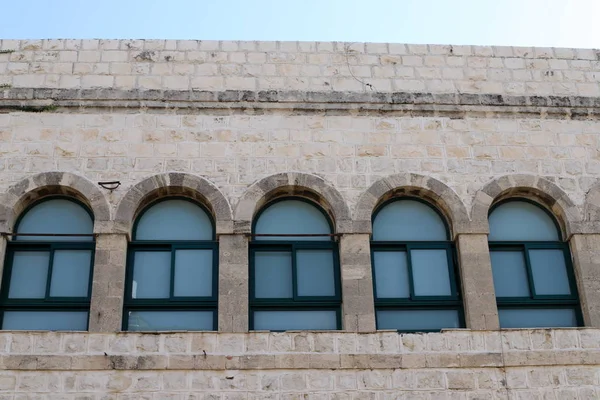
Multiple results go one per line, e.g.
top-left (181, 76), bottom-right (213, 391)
top-left (0, 39), bottom-right (599, 398)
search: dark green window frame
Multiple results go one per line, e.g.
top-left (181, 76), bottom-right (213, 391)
top-left (249, 197), bottom-right (342, 331)
top-left (489, 242), bottom-right (582, 324)
top-left (371, 242), bottom-right (464, 332)
top-left (370, 198), bottom-right (464, 333)
top-left (0, 197), bottom-right (95, 330)
top-left (122, 198), bottom-right (219, 331)
top-left (249, 240), bottom-right (342, 330)
top-left (489, 199), bottom-right (583, 327)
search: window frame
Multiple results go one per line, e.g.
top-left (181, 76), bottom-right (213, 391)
top-left (370, 197), bottom-right (464, 333)
top-left (488, 198), bottom-right (582, 326)
top-left (249, 197), bottom-right (342, 331)
top-left (122, 197), bottom-right (219, 331)
top-left (0, 196), bottom-right (95, 330)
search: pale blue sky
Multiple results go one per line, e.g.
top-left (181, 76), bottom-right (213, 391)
top-left (1, 0), bottom-right (599, 48)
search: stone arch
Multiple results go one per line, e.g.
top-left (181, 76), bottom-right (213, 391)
top-left (471, 174), bottom-right (582, 238)
top-left (233, 172), bottom-right (352, 233)
top-left (354, 173), bottom-right (471, 237)
top-left (115, 173), bottom-right (233, 236)
top-left (0, 171), bottom-right (111, 232)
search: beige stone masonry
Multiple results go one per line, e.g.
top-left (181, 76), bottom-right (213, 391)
top-left (0, 330), bottom-right (595, 398)
top-left (0, 329), bottom-right (595, 367)
top-left (218, 234), bottom-right (249, 332)
top-left (1, 39), bottom-right (600, 97)
top-left (88, 233), bottom-right (128, 332)
top-left (339, 234), bottom-right (376, 332)
top-left (456, 234), bottom-right (500, 330)
top-left (1, 38), bottom-right (600, 398)
top-left (570, 234), bottom-right (600, 327)
top-left (3, 113), bottom-right (600, 223)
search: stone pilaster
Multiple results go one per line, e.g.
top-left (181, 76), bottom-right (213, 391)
top-left (88, 233), bottom-right (128, 332)
top-left (456, 234), bottom-right (500, 330)
top-left (339, 233), bottom-right (376, 332)
top-left (0, 235), bottom-right (6, 291)
top-left (569, 234), bottom-right (600, 327)
top-left (218, 234), bottom-right (249, 332)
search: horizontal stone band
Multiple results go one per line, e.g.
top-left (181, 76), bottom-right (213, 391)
top-left (2, 88), bottom-right (600, 118)
top-left (2, 350), bottom-right (598, 371)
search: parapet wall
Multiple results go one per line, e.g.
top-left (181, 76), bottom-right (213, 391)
top-left (1, 39), bottom-right (599, 96)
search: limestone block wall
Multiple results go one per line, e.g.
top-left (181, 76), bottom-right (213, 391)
top-left (1, 39), bottom-right (600, 397)
top-left (1, 112), bottom-right (600, 215)
top-left (0, 329), bottom-right (597, 399)
top-left (1, 39), bottom-right (599, 95)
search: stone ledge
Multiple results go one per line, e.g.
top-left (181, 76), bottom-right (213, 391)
top-left (2, 329), bottom-right (596, 354)
top-left (0, 330), bottom-right (596, 371)
top-left (2, 39), bottom-right (599, 59)
top-left (1, 350), bottom-right (599, 371)
top-left (1, 88), bottom-right (600, 118)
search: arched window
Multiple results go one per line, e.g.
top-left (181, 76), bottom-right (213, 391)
top-left (123, 198), bottom-right (217, 331)
top-left (371, 199), bottom-right (463, 332)
top-left (250, 199), bottom-right (341, 330)
top-left (1, 198), bottom-right (95, 330)
top-left (489, 200), bottom-right (581, 328)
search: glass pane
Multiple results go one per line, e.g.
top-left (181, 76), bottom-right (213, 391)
top-left (132, 251), bottom-right (171, 299)
top-left (373, 251), bottom-right (410, 298)
top-left (16, 199), bottom-right (93, 241)
top-left (411, 249), bottom-right (452, 296)
top-left (529, 249), bottom-right (572, 295)
top-left (3, 311), bottom-right (88, 331)
top-left (8, 251), bottom-right (50, 299)
top-left (50, 250), bottom-right (92, 297)
top-left (489, 201), bottom-right (560, 241)
top-left (377, 309), bottom-right (461, 331)
top-left (373, 200), bottom-right (447, 241)
top-left (490, 251), bottom-right (531, 297)
top-left (499, 308), bottom-right (577, 328)
top-left (127, 311), bottom-right (214, 331)
top-left (297, 250), bottom-right (336, 296)
top-left (253, 310), bottom-right (337, 330)
top-left (174, 250), bottom-right (213, 297)
top-left (135, 200), bottom-right (213, 241)
top-left (254, 252), bottom-right (293, 298)
top-left (254, 200), bottom-right (332, 241)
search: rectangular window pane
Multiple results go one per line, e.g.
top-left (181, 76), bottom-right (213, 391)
top-left (490, 251), bottom-right (531, 297)
top-left (411, 249), bottom-right (452, 296)
top-left (499, 308), bottom-right (578, 328)
top-left (254, 251), bottom-right (292, 298)
top-left (529, 249), bottom-right (571, 295)
top-left (253, 310), bottom-right (337, 330)
top-left (50, 250), bottom-right (92, 297)
top-left (9, 251), bottom-right (50, 299)
top-left (373, 251), bottom-right (409, 298)
top-left (297, 250), bottom-right (336, 297)
top-left (127, 311), bottom-right (214, 331)
top-left (376, 309), bottom-right (460, 331)
top-left (3, 311), bottom-right (88, 331)
top-left (132, 251), bottom-right (171, 299)
top-left (174, 250), bottom-right (213, 297)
